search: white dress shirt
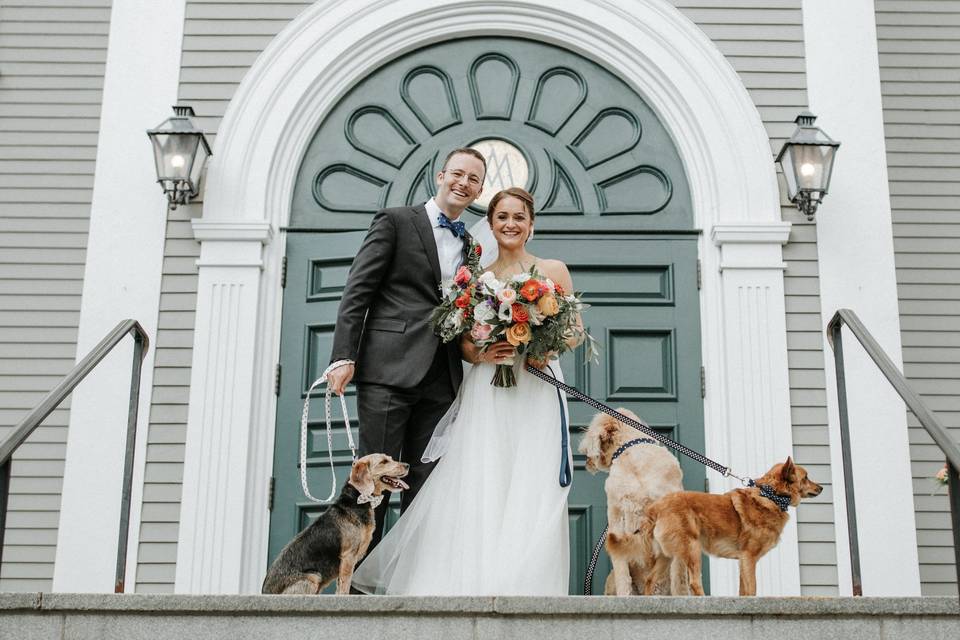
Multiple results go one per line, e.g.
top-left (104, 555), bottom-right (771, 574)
top-left (425, 198), bottom-right (464, 281)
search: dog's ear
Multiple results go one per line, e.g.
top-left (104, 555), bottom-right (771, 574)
top-left (780, 456), bottom-right (797, 483)
top-left (349, 459), bottom-right (376, 496)
top-left (601, 420), bottom-right (619, 447)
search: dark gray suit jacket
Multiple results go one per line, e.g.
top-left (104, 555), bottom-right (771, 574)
top-left (330, 204), bottom-right (470, 389)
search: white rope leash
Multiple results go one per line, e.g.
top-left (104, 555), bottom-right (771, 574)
top-left (299, 362), bottom-right (358, 503)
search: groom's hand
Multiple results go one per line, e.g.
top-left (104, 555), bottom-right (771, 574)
top-left (327, 363), bottom-right (355, 396)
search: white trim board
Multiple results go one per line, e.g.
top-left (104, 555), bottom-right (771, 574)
top-left (178, 0), bottom-right (796, 595)
top-left (802, 0), bottom-right (920, 596)
top-left (54, 0), bottom-right (187, 592)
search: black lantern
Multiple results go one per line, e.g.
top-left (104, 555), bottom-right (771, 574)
top-left (147, 106), bottom-right (212, 209)
top-left (775, 112), bottom-right (840, 221)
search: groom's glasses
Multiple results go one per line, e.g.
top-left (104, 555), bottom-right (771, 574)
top-left (444, 169), bottom-right (483, 187)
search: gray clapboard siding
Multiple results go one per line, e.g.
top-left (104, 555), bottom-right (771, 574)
top-left (877, 0), bottom-right (960, 597)
top-left (139, 0), bottom-right (836, 594)
top-left (0, 0), bottom-right (112, 592)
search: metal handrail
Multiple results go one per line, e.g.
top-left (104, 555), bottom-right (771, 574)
top-left (0, 319), bottom-right (149, 593)
top-left (827, 308), bottom-right (960, 601)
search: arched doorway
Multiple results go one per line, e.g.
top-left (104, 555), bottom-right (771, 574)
top-left (270, 37), bottom-right (704, 594)
top-left (179, 0), bottom-right (796, 597)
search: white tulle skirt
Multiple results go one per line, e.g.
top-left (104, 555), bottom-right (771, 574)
top-left (351, 362), bottom-right (571, 596)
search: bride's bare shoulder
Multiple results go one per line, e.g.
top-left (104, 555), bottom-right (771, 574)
top-left (534, 258), bottom-right (573, 288)
top-left (535, 258), bottom-right (569, 276)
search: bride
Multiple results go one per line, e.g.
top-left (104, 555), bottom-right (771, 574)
top-left (351, 187), bottom-right (579, 596)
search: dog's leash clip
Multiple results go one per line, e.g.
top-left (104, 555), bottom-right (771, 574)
top-left (725, 469), bottom-right (754, 487)
top-left (299, 363), bottom-right (359, 504)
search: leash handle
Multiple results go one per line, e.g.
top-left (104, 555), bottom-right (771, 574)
top-left (546, 363), bottom-right (573, 488)
top-left (299, 363), bottom-right (358, 504)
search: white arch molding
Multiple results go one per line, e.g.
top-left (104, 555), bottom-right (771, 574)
top-left (177, 0), bottom-right (795, 595)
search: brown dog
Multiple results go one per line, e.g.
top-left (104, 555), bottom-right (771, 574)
top-left (640, 457), bottom-right (822, 596)
top-left (261, 453), bottom-right (409, 595)
top-left (579, 409), bottom-right (684, 596)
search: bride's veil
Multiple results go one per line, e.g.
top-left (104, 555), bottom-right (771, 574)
top-left (422, 216), bottom-right (497, 462)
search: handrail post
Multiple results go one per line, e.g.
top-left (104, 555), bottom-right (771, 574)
top-left (115, 328), bottom-right (147, 594)
top-left (0, 461), bottom-right (10, 570)
top-left (830, 321), bottom-right (863, 596)
top-left (948, 461), bottom-right (960, 607)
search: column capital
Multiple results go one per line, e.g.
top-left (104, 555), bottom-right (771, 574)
top-left (711, 222), bottom-right (792, 246)
top-left (192, 220), bottom-right (274, 243)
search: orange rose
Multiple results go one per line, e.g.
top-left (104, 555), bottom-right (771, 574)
top-left (505, 322), bottom-right (532, 346)
top-left (454, 293), bottom-right (471, 308)
top-left (537, 293), bottom-right (560, 316)
top-left (511, 303), bottom-right (530, 323)
top-left (520, 279), bottom-right (541, 302)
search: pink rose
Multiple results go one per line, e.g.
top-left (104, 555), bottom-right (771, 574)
top-left (470, 322), bottom-right (494, 342)
top-left (454, 266), bottom-right (472, 286)
top-left (497, 287), bottom-right (517, 305)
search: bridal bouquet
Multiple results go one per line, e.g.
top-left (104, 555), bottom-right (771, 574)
top-left (432, 258), bottom-right (595, 387)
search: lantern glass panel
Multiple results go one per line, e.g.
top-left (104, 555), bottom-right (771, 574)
top-left (778, 146), bottom-right (798, 200)
top-left (189, 138), bottom-right (210, 189)
top-left (151, 132), bottom-right (200, 183)
top-left (789, 144), bottom-right (827, 192)
top-left (819, 145), bottom-right (837, 193)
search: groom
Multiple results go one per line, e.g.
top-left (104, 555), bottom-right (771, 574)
top-left (327, 147), bottom-right (486, 546)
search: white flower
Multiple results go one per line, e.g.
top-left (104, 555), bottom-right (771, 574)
top-left (473, 300), bottom-right (496, 323)
top-left (478, 270), bottom-right (500, 286)
top-left (443, 309), bottom-right (465, 332)
top-left (528, 305), bottom-right (546, 326)
top-left (511, 272), bottom-right (529, 283)
top-left (497, 287), bottom-right (517, 305)
top-left (498, 303), bottom-right (513, 322)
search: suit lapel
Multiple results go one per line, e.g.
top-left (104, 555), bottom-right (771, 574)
top-left (411, 204), bottom-right (442, 286)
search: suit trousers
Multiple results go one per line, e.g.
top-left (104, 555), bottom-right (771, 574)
top-left (356, 345), bottom-right (458, 550)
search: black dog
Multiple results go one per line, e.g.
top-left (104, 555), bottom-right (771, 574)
top-left (262, 453), bottom-right (408, 594)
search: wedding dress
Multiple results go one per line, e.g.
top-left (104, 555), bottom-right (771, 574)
top-left (351, 361), bottom-right (571, 595)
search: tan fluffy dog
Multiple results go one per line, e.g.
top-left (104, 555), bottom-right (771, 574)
top-left (579, 409), bottom-right (684, 596)
top-left (640, 457), bottom-right (822, 596)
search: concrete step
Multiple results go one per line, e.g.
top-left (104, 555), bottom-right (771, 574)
top-left (1, 593), bottom-right (958, 639)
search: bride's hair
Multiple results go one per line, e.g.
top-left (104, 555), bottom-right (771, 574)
top-left (486, 187), bottom-right (534, 223)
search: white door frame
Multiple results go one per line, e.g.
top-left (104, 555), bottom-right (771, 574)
top-left (176, 0), bottom-right (795, 595)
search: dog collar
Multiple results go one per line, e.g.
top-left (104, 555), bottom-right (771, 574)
top-left (357, 492), bottom-right (383, 508)
top-left (611, 438), bottom-right (657, 463)
top-left (753, 482), bottom-right (791, 512)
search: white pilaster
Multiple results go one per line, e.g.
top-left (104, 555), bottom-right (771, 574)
top-left (802, 0), bottom-right (920, 596)
top-left (708, 222), bottom-right (799, 596)
top-left (53, 0), bottom-right (186, 592)
top-left (175, 221), bottom-right (273, 593)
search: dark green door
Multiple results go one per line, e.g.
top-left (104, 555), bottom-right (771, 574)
top-left (270, 37), bottom-right (704, 594)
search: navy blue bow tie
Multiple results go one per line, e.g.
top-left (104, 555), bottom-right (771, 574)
top-left (437, 213), bottom-right (466, 238)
